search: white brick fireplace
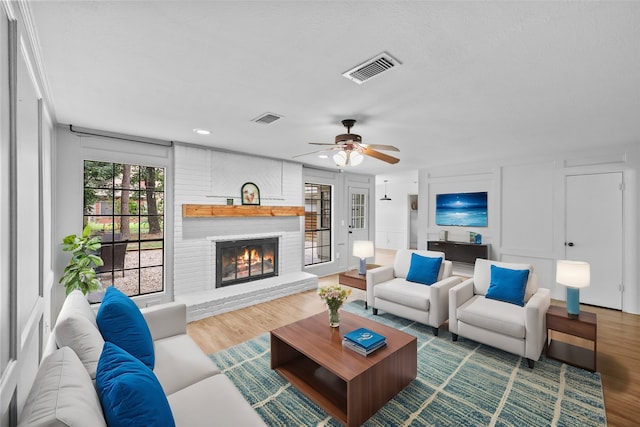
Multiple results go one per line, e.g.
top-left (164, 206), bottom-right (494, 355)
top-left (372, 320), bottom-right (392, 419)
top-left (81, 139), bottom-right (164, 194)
top-left (174, 144), bottom-right (317, 321)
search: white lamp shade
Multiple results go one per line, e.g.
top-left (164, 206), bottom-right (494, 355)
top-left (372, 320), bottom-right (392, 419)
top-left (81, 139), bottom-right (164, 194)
top-left (333, 151), bottom-right (347, 166)
top-left (350, 151), bottom-right (364, 166)
top-left (353, 240), bottom-right (375, 258)
top-left (556, 260), bottom-right (590, 288)
top-left (333, 150), bottom-right (363, 167)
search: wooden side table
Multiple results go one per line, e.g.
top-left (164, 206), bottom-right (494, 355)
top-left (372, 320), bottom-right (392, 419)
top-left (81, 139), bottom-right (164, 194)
top-left (546, 305), bottom-right (597, 372)
top-left (338, 264), bottom-right (380, 309)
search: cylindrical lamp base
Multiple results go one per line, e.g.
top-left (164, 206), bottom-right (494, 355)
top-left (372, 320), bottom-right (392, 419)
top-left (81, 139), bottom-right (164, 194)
top-left (359, 258), bottom-right (367, 275)
top-left (566, 287), bottom-right (581, 319)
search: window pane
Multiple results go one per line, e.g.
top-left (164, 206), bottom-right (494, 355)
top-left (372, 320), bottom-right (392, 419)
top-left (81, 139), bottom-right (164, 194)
top-left (114, 164), bottom-right (139, 190)
top-left (143, 216), bottom-right (163, 240)
top-left (84, 161), bottom-right (165, 299)
top-left (304, 183), bottom-right (331, 266)
top-left (140, 267), bottom-right (163, 295)
top-left (84, 216), bottom-right (113, 235)
top-left (141, 245), bottom-right (163, 268)
top-left (84, 161), bottom-right (114, 189)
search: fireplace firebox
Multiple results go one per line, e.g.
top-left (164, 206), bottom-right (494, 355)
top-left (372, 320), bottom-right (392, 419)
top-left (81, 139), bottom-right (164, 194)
top-left (216, 238), bottom-right (278, 288)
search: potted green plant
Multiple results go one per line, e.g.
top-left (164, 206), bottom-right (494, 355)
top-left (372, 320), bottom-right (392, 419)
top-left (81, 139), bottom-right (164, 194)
top-left (59, 225), bottom-right (104, 295)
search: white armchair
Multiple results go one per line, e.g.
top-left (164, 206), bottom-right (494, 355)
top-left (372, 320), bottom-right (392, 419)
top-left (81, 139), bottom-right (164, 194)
top-left (449, 258), bottom-right (551, 368)
top-left (366, 249), bottom-right (462, 336)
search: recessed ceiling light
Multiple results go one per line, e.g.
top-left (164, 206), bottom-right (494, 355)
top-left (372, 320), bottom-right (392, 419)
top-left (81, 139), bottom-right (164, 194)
top-left (193, 128), bottom-right (211, 135)
top-left (318, 154), bottom-right (328, 159)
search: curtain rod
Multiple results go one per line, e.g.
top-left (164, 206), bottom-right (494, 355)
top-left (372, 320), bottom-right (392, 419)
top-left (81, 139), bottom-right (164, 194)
top-left (69, 125), bottom-right (173, 147)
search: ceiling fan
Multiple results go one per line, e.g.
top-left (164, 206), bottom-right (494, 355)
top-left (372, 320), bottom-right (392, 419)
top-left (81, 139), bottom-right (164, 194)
top-left (295, 119), bottom-right (400, 166)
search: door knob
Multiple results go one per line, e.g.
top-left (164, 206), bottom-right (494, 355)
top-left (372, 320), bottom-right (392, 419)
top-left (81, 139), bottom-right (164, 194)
top-left (565, 242), bottom-right (574, 247)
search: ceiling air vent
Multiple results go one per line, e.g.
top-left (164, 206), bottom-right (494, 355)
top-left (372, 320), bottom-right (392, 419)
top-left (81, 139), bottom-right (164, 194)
top-left (251, 112), bottom-right (282, 125)
top-left (342, 52), bottom-right (401, 84)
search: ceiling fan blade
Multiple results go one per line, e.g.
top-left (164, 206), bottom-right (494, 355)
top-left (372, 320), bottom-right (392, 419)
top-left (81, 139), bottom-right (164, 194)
top-left (363, 144), bottom-right (400, 152)
top-left (292, 146), bottom-right (342, 159)
top-left (309, 142), bottom-right (347, 147)
top-left (362, 147), bottom-right (400, 164)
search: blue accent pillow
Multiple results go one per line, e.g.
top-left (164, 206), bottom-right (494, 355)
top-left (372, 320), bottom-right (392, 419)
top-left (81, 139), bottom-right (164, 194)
top-left (405, 253), bottom-right (443, 285)
top-left (96, 286), bottom-right (154, 369)
top-left (97, 342), bottom-right (175, 427)
top-left (486, 265), bottom-right (530, 306)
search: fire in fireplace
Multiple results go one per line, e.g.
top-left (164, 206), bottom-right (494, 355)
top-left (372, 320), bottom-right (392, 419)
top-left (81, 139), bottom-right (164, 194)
top-left (216, 238), bottom-right (278, 288)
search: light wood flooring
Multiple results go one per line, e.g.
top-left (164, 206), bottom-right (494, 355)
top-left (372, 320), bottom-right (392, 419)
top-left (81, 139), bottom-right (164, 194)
top-left (187, 249), bottom-right (640, 427)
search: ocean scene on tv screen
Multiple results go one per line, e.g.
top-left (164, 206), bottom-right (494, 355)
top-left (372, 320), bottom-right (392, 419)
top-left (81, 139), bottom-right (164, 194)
top-left (436, 192), bottom-right (488, 227)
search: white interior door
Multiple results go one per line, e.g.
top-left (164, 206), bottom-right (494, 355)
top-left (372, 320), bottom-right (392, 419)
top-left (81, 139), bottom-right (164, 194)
top-left (348, 187), bottom-right (371, 268)
top-left (566, 172), bottom-right (623, 310)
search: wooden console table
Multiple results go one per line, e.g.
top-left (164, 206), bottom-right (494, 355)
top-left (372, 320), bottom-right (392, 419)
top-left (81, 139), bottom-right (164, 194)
top-left (546, 305), bottom-right (597, 372)
top-left (427, 240), bottom-right (490, 264)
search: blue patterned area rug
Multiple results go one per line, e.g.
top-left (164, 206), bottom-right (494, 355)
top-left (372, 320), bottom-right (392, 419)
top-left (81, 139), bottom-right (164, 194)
top-left (210, 300), bottom-right (606, 426)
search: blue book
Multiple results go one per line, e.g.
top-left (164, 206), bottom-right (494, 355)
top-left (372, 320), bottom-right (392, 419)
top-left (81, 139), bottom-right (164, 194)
top-left (343, 328), bottom-right (386, 350)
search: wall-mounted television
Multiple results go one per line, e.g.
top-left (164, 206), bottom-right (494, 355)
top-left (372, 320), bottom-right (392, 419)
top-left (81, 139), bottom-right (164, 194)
top-left (436, 191), bottom-right (488, 227)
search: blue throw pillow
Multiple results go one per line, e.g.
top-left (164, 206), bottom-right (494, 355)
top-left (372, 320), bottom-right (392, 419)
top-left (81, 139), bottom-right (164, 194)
top-left (405, 253), bottom-right (443, 285)
top-left (485, 265), bottom-right (530, 306)
top-left (97, 342), bottom-right (175, 427)
top-left (96, 286), bottom-right (154, 369)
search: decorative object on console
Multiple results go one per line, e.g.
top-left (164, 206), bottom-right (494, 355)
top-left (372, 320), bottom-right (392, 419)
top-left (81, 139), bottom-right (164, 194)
top-left (353, 240), bottom-right (375, 275)
top-left (318, 284), bottom-right (351, 327)
top-left (556, 259), bottom-right (590, 318)
top-left (435, 191), bottom-right (488, 227)
top-left (241, 182), bottom-right (260, 205)
top-left (380, 179), bottom-right (392, 201)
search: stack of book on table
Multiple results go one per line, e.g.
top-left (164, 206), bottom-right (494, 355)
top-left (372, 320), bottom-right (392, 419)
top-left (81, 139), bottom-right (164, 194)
top-left (342, 327), bottom-right (387, 356)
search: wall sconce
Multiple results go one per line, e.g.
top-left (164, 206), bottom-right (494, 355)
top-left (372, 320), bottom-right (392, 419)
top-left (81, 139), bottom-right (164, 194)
top-left (556, 260), bottom-right (590, 318)
top-left (353, 240), bottom-right (375, 275)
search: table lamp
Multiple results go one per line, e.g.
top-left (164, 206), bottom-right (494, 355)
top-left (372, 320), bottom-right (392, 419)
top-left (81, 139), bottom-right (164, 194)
top-left (353, 240), bottom-right (375, 275)
top-left (556, 260), bottom-right (590, 318)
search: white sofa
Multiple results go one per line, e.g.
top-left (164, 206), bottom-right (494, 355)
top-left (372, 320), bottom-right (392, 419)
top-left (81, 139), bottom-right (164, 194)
top-left (18, 291), bottom-right (266, 426)
top-left (449, 258), bottom-right (551, 368)
top-left (366, 249), bottom-right (462, 335)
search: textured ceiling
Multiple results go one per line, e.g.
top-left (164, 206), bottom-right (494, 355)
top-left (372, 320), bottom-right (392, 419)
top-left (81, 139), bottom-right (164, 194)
top-left (30, 1), bottom-right (640, 175)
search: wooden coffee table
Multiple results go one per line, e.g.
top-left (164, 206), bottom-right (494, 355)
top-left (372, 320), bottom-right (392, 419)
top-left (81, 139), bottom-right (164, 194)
top-left (270, 311), bottom-right (417, 426)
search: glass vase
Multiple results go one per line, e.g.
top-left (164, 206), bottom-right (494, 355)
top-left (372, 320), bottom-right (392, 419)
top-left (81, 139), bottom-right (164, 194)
top-left (328, 307), bottom-right (340, 328)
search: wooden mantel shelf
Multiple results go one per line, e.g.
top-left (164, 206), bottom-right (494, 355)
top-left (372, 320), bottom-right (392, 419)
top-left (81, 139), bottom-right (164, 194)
top-left (182, 204), bottom-right (305, 218)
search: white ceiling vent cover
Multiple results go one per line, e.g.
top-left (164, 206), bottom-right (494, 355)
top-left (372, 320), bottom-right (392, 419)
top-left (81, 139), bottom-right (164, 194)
top-left (252, 112), bottom-right (282, 125)
top-left (342, 52), bottom-right (401, 84)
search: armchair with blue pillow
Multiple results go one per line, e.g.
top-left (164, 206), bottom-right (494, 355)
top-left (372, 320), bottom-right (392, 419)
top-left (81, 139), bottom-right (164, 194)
top-left (366, 249), bottom-right (462, 336)
top-left (448, 258), bottom-right (551, 368)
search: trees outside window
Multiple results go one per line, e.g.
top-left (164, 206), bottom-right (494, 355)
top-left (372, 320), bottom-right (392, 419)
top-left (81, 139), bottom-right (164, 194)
top-left (83, 161), bottom-right (165, 298)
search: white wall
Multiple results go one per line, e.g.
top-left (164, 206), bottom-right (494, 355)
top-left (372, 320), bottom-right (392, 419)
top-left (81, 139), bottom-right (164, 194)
top-left (414, 144), bottom-right (640, 314)
top-left (375, 170), bottom-right (419, 250)
top-left (1, 1), bottom-right (55, 422)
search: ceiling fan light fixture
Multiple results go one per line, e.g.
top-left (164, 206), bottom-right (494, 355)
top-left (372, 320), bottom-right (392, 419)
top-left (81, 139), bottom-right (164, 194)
top-left (333, 150), bottom-right (364, 167)
top-left (333, 151), bottom-right (348, 167)
top-left (350, 151), bottom-right (364, 166)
